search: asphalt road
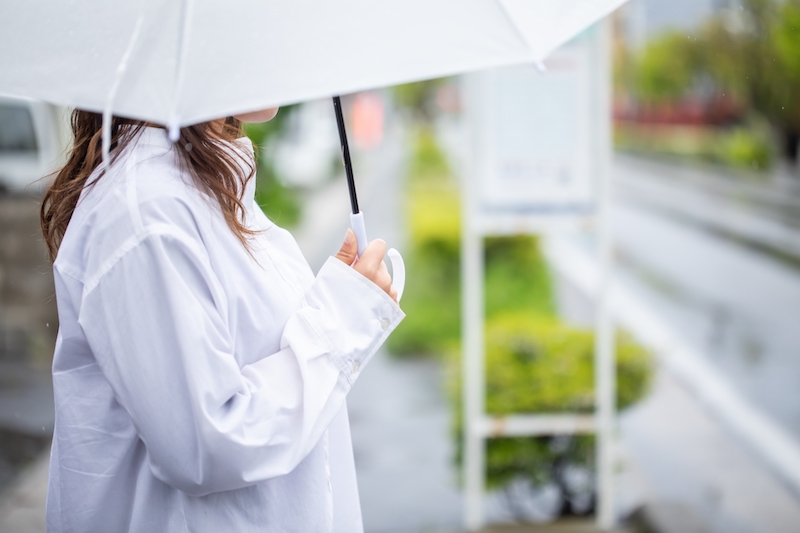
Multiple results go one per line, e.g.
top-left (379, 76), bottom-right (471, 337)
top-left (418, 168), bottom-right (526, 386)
top-left (598, 155), bottom-right (800, 533)
top-left (611, 156), bottom-right (800, 441)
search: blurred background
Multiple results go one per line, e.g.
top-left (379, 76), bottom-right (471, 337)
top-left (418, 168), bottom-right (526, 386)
top-left (1, 0), bottom-right (800, 531)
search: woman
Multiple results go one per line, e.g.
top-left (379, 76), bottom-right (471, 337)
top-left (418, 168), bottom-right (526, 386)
top-left (40, 108), bottom-right (403, 532)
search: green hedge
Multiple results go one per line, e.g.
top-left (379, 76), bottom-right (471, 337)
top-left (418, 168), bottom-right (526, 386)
top-left (451, 313), bottom-right (652, 489)
top-left (484, 314), bottom-right (651, 415)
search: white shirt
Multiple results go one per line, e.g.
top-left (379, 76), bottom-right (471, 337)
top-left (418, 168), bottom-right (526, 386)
top-left (46, 127), bottom-right (403, 532)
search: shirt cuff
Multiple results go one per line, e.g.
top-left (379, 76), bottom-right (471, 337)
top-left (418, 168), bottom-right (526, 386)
top-left (300, 257), bottom-right (405, 384)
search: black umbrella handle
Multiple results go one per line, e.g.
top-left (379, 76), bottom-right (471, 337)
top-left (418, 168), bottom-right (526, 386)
top-left (333, 96), bottom-right (359, 215)
top-left (333, 96), bottom-right (368, 256)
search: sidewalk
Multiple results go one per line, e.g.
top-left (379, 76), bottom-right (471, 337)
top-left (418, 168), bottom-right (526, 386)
top-left (0, 450), bottom-right (47, 533)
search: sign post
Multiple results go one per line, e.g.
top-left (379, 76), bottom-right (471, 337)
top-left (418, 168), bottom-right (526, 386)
top-left (460, 20), bottom-right (615, 531)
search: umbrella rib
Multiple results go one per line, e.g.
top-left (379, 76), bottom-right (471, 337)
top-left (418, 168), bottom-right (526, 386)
top-left (101, 14), bottom-right (144, 168)
top-left (168, 0), bottom-right (195, 141)
top-left (491, 0), bottom-right (537, 61)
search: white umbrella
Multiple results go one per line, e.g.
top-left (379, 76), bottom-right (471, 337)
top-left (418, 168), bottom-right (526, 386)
top-left (0, 0), bottom-right (628, 297)
top-left (0, 0), bottom-right (627, 135)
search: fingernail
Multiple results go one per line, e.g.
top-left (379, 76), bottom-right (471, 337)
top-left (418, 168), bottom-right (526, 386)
top-left (344, 228), bottom-right (355, 245)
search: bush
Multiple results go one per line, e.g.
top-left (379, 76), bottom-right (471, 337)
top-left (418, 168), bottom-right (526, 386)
top-left (718, 126), bottom-right (774, 171)
top-left (483, 313), bottom-right (651, 416)
top-left (451, 313), bottom-right (652, 494)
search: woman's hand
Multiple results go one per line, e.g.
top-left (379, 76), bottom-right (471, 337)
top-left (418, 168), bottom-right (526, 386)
top-left (335, 229), bottom-right (398, 302)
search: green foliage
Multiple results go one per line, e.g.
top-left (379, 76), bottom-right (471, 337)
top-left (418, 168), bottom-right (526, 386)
top-left (387, 128), bottom-right (461, 355)
top-left (392, 78), bottom-right (449, 122)
top-left (720, 124), bottom-right (774, 171)
top-left (633, 32), bottom-right (699, 103)
top-left (622, 0), bottom-right (800, 160)
top-left (451, 313), bottom-right (652, 488)
top-left (484, 314), bottom-right (651, 414)
top-left (242, 107), bottom-right (301, 226)
top-left (774, 0), bottom-right (800, 81)
top-left (484, 237), bottom-right (554, 319)
top-left (387, 131), bottom-right (556, 355)
top-left (615, 120), bottom-right (775, 172)
top-left (407, 129), bottom-right (460, 256)
top-left (484, 436), bottom-right (582, 490)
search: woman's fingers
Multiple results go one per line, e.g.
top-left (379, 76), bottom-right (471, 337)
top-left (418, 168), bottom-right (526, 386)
top-left (353, 239), bottom-right (395, 300)
top-left (354, 239), bottom-right (386, 277)
top-left (374, 261), bottom-right (392, 294)
top-left (335, 236), bottom-right (396, 301)
top-left (334, 229), bottom-right (358, 266)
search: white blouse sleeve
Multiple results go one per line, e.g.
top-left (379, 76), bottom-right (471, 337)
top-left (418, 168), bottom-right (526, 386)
top-left (76, 226), bottom-right (403, 497)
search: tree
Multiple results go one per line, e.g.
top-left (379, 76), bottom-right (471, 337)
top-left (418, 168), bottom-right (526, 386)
top-left (625, 0), bottom-right (800, 166)
top-left (633, 31), bottom-right (700, 104)
top-left (773, 0), bottom-right (800, 159)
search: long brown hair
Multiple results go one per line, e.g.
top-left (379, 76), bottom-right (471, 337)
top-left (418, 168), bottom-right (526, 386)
top-left (40, 110), bottom-right (256, 261)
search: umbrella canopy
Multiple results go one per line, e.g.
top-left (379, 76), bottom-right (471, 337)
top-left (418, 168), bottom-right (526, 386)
top-left (0, 0), bottom-right (627, 131)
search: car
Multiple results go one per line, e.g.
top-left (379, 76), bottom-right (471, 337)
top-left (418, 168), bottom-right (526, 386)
top-left (0, 96), bottom-right (69, 194)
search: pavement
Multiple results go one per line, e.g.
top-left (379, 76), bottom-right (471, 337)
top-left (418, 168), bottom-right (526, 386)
top-left (0, 194), bottom-right (55, 533)
top-left (0, 451), bottom-right (47, 533)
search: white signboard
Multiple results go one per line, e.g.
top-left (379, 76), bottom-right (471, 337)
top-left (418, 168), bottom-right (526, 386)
top-left (466, 30), bottom-right (602, 222)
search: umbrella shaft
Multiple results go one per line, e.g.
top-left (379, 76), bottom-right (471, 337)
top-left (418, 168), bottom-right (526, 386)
top-left (333, 96), bottom-right (359, 215)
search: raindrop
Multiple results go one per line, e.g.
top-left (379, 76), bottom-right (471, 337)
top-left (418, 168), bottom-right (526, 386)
top-left (185, 143), bottom-right (193, 152)
top-left (46, 323), bottom-right (49, 327)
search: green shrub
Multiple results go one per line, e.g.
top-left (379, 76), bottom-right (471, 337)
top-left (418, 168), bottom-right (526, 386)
top-left (718, 126), bottom-right (774, 171)
top-left (484, 313), bottom-right (651, 414)
top-left (484, 237), bottom-right (554, 319)
top-left (451, 313), bottom-right (652, 489)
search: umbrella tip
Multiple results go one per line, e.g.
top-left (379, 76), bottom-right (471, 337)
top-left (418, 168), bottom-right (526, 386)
top-left (534, 60), bottom-right (547, 73)
top-left (168, 119), bottom-right (180, 142)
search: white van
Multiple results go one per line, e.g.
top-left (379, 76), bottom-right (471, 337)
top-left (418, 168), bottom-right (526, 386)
top-left (0, 96), bottom-right (69, 194)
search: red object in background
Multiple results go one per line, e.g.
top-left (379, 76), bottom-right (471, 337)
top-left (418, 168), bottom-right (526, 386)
top-left (436, 83), bottom-right (462, 114)
top-left (614, 93), bottom-right (744, 126)
top-left (352, 92), bottom-right (384, 150)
